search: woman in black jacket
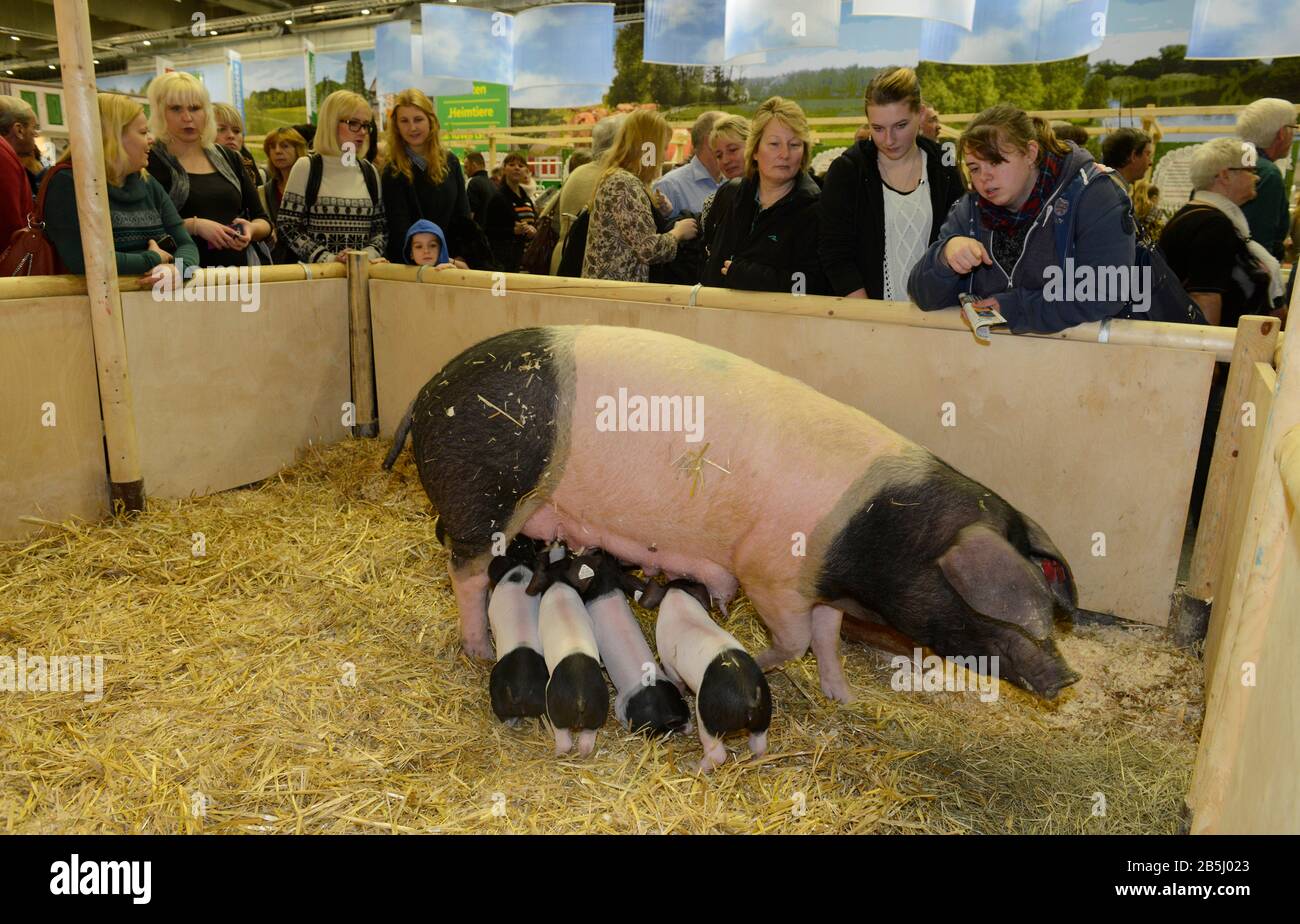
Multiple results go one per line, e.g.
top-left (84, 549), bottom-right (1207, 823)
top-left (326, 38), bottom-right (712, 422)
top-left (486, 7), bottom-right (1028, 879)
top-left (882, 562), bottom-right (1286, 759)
top-left (701, 96), bottom-right (827, 295)
top-left (380, 89), bottom-right (496, 268)
top-left (820, 67), bottom-right (964, 300)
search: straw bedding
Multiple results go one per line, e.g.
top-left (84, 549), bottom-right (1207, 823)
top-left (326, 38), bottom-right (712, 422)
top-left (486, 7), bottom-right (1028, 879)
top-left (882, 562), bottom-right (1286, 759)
top-left (0, 438), bottom-right (1201, 834)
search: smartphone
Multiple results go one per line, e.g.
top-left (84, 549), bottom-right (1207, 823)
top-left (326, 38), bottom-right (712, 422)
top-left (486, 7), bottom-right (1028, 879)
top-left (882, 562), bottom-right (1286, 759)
top-left (155, 234), bottom-right (178, 254)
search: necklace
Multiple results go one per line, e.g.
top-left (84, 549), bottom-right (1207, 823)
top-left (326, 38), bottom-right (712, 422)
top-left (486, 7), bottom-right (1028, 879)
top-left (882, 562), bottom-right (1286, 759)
top-left (878, 147), bottom-right (923, 193)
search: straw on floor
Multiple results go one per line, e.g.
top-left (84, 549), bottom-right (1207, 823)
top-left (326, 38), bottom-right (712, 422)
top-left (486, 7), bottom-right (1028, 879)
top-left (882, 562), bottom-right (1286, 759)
top-left (0, 439), bottom-right (1202, 833)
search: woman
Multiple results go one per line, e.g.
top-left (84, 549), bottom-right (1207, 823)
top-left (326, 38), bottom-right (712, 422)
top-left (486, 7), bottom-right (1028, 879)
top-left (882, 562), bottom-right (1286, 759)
top-left (908, 105), bottom-right (1134, 333)
top-left (1131, 179), bottom-right (1164, 244)
top-left (486, 153), bottom-right (539, 273)
top-left (213, 102), bottom-right (265, 189)
top-left (277, 90), bottom-right (387, 264)
top-left (45, 93), bottom-right (198, 282)
top-left (698, 115), bottom-right (748, 245)
top-left (260, 126), bottom-right (308, 264)
top-left (146, 72), bottom-right (272, 268)
top-left (821, 68), bottom-right (965, 300)
top-left (380, 89), bottom-right (488, 266)
top-left (581, 110), bottom-right (697, 282)
top-left (701, 97), bottom-right (826, 294)
top-left (1158, 136), bottom-right (1284, 327)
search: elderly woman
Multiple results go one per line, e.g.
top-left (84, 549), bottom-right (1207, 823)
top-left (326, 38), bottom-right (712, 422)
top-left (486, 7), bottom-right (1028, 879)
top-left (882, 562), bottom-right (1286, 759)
top-left (145, 72), bottom-right (271, 268)
top-left (1158, 136), bottom-right (1284, 327)
top-left (258, 126), bottom-right (308, 264)
top-left (45, 93), bottom-right (198, 282)
top-left (276, 90), bottom-right (387, 264)
top-left (701, 96), bottom-right (827, 294)
top-left (580, 110), bottom-right (698, 282)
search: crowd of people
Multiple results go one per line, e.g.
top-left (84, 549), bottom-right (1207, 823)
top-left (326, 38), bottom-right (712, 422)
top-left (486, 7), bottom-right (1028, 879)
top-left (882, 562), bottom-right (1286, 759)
top-left (0, 69), bottom-right (1294, 334)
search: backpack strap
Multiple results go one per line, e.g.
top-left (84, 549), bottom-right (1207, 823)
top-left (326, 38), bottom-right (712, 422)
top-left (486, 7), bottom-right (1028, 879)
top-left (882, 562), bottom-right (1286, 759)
top-left (32, 161), bottom-right (72, 227)
top-left (360, 159), bottom-right (379, 207)
top-left (304, 152), bottom-right (324, 212)
top-left (1050, 162), bottom-right (1112, 264)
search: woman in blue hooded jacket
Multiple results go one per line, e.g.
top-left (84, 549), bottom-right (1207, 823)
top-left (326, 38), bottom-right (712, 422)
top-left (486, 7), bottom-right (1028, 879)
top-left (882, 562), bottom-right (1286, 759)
top-left (908, 105), bottom-right (1135, 334)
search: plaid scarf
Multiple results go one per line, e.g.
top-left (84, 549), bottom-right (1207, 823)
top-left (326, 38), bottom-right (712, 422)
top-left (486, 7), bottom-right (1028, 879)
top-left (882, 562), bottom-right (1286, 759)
top-left (977, 150), bottom-right (1065, 232)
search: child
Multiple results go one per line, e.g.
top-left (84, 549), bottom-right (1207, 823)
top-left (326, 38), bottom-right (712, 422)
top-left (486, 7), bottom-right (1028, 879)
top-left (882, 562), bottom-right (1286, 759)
top-left (403, 219), bottom-right (468, 269)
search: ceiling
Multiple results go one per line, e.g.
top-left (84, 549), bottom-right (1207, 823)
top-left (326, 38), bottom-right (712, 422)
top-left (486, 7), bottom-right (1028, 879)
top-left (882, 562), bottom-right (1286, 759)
top-left (1, 1), bottom-right (646, 80)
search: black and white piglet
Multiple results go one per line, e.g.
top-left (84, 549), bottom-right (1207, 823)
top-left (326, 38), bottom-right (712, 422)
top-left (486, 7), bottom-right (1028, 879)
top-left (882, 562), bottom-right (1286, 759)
top-left (642, 579), bottom-right (772, 772)
top-left (571, 550), bottom-right (690, 738)
top-left (486, 535), bottom-right (549, 725)
top-left (526, 550), bottom-right (608, 756)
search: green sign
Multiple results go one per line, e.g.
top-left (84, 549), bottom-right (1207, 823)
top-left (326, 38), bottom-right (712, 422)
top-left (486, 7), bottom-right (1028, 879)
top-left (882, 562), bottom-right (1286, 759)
top-left (435, 82), bottom-right (509, 155)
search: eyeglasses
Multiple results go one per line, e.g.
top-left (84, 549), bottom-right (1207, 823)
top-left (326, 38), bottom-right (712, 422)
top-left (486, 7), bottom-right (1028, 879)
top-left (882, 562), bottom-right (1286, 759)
top-left (338, 118), bottom-right (374, 133)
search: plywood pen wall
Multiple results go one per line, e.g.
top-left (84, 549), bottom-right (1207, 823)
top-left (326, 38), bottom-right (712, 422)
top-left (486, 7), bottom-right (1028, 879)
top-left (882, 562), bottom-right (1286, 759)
top-left (366, 267), bottom-right (1231, 629)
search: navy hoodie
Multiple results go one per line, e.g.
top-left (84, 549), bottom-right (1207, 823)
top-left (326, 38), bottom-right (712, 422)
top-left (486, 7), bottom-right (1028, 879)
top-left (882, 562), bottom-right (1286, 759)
top-left (907, 143), bottom-right (1135, 334)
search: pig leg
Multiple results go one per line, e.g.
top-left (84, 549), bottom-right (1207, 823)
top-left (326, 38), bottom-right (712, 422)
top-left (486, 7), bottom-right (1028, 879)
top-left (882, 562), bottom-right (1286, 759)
top-left (553, 727), bottom-right (574, 756)
top-left (695, 703), bottom-right (728, 773)
top-left (450, 560), bottom-right (493, 660)
top-left (748, 729), bottom-right (768, 758)
top-left (810, 604), bottom-right (853, 703)
top-left (742, 584), bottom-right (813, 672)
top-left (577, 729), bottom-right (598, 757)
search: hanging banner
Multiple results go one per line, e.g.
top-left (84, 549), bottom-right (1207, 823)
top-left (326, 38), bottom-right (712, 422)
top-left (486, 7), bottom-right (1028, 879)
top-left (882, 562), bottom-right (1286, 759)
top-left (421, 4), bottom-right (514, 86)
top-left (920, 0), bottom-right (1109, 65)
top-left (1187, 0), bottom-right (1300, 60)
top-left (850, 0), bottom-right (975, 30)
top-left (226, 49), bottom-right (245, 121)
top-left (304, 38), bottom-right (316, 122)
top-left (725, 0), bottom-right (841, 61)
top-left (643, 0), bottom-right (765, 66)
top-left (154, 56), bottom-right (175, 77)
top-left (513, 3), bottom-right (614, 97)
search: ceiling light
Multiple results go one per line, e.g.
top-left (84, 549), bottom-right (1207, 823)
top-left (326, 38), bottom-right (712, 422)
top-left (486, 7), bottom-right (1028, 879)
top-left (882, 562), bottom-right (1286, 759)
top-left (361, 8), bottom-right (371, 14)
top-left (10, 36), bottom-right (19, 41)
top-left (284, 19), bottom-right (293, 25)
top-left (142, 39), bottom-right (152, 46)
top-left (93, 59), bottom-right (100, 64)
top-left (210, 30), bottom-right (219, 36)
top-left (4, 69), bottom-right (12, 75)
top-left (48, 64), bottom-right (56, 69)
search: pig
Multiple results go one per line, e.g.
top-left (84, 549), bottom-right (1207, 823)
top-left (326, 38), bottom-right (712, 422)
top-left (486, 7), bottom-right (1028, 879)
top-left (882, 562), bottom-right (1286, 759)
top-left (526, 550), bottom-right (609, 756)
top-left (642, 578), bottom-right (771, 771)
top-left (388, 325), bottom-right (1080, 701)
top-left (569, 550), bottom-right (691, 737)
top-left (486, 535), bottom-right (548, 725)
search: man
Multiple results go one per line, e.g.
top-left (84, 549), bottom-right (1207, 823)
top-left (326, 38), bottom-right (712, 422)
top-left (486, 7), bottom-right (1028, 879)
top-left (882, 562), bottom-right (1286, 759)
top-left (0, 96), bottom-right (35, 247)
top-left (652, 110), bottom-right (724, 220)
top-left (1101, 127), bottom-right (1152, 188)
top-left (550, 113), bottom-right (624, 274)
top-left (464, 150), bottom-right (497, 231)
top-left (919, 103), bottom-right (941, 142)
top-left (1237, 97), bottom-right (1297, 261)
top-left (0, 95), bottom-right (42, 196)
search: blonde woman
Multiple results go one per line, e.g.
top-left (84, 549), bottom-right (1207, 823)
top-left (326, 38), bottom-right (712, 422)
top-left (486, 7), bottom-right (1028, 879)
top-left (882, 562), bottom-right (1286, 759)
top-left (699, 114), bottom-right (749, 246)
top-left (582, 110), bottom-right (697, 282)
top-left (213, 101), bottom-right (266, 190)
top-left (276, 90), bottom-right (386, 263)
top-left (146, 71), bottom-right (271, 267)
top-left (45, 92), bottom-right (198, 281)
top-left (700, 96), bottom-right (826, 294)
top-left (381, 88), bottom-right (480, 265)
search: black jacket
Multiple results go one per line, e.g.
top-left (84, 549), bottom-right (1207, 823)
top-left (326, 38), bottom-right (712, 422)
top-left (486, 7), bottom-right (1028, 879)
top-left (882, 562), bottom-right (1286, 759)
top-left (820, 135), bottom-right (964, 298)
top-left (701, 171), bottom-right (827, 295)
top-left (382, 154), bottom-right (495, 268)
top-left (467, 172), bottom-right (497, 230)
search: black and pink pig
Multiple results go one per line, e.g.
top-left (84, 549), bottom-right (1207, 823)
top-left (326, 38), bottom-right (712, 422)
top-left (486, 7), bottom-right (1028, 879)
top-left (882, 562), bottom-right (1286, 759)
top-left (388, 325), bottom-right (1080, 701)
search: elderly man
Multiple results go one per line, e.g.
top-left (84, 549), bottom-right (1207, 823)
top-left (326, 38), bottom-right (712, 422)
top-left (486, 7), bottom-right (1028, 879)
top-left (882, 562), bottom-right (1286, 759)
top-left (652, 110), bottom-right (725, 220)
top-left (549, 113), bottom-right (625, 274)
top-left (1237, 97), bottom-right (1297, 261)
top-left (0, 95), bottom-right (37, 245)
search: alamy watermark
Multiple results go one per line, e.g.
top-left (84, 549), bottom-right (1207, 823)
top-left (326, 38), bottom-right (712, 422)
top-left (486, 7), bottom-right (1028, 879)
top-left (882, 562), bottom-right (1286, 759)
top-left (1, 649), bottom-right (104, 702)
top-left (152, 262), bottom-right (262, 313)
top-left (890, 648), bottom-right (999, 703)
top-left (595, 388), bottom-right (704, 443)
top-left (1043, 258), bottom-right (1151, 313)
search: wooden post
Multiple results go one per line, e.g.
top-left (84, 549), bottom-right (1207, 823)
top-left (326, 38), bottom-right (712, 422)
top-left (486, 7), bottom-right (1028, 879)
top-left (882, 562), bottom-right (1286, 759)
top-left (53, 0), bottom-right (144, 515)
top-left (487, 133), bottom-right (497, 170)
top-left (1185, 317), bottom-right (1279, 599)
top-left (346, 250), bottom-right (378, 438)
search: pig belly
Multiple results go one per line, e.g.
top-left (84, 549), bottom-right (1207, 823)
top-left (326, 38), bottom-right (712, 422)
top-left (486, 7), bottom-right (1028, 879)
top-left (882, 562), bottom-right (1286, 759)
top-left (537, 326), bottom-right (912, 596)
top-left (538, 584), bottom-right (600, 673)
top-left (655, 593), bottom-right (741, 692)
top-left (488, 579), bottom-right (542, 657)
top-left (587, 593), bottom-right (657, 695)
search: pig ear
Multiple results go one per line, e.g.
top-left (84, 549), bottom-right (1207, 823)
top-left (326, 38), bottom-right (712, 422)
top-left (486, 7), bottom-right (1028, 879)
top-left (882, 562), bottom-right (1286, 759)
top-left (937, 524), bottom-right (1054, 640)
top-left (570, 555), bottom-right (600, 595)
top-left (1020, 513), bottom-right (1078, 611)
top-left (525, 554), bottom-right (556, 596)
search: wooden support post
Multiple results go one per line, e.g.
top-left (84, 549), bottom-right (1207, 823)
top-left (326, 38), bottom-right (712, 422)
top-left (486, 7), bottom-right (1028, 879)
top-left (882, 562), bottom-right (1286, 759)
top-left (487, 134), bottom-right (497, 169)
top-left (346, 251), bottom-right (378, 438)
top-left (53, 0), bottom-right (144, 516)
top-left (1183, 316), bottom-right (1280, 608)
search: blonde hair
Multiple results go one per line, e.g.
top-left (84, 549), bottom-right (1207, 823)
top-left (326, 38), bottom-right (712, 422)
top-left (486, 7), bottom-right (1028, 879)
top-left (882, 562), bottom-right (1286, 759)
top-left (594, 109), bottom-right (671, 199)
top-left (709, 114), bottom-right (749, 150)
top-left (97, 93), bottom-right (147, 186)
top-left (212, 102), bottom-right (244, 134)
top-left (745, 96), bottom-right (812, 180)
top-left (315, 90), bottom-right (372, 158)
top-left (960, 104), bottom-right (1069, 167)
top-left (147, 71), bottom-right (216, 146)
top-left (384, 88), bottom-right (448, 186)
top-left (865, 67), bottom-right (922, 114)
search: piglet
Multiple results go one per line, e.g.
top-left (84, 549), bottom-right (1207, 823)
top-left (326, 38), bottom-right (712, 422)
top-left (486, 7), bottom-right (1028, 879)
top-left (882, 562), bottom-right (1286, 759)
top-left (486, 535), bottom-right (549, 725)
top-left (646, 579), bottom-right (772, 772)
top-left (527, 551), bottom-right (608, 756)
top-left (572, 550), bottom-right (690, 737)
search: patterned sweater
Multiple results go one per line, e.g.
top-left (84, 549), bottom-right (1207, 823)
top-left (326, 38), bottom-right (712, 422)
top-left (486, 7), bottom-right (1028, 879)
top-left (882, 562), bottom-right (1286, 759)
top-left (582, 168), bottom-right (677, 282)
top-left (276, 155), bottom-right (387, 263)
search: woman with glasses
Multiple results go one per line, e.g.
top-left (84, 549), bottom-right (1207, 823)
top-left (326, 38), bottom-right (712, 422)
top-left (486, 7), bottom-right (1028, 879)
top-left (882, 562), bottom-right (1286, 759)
top-left (276, 90), bottom-right (387, 264)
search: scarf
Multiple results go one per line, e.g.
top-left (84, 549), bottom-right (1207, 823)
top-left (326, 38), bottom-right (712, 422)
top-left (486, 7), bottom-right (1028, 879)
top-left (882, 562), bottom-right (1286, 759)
top-left (1191, 189), bottom-right (1285, 302)
top-left (977, 149), bottom-right (1065, 233)
top-left (151, 143), bottom-right (242, 211)
top-left (406, 145), bottom-right (429, 174)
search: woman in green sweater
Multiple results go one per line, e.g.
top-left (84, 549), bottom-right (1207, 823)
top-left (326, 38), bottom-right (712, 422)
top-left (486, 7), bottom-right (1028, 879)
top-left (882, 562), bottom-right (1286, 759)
top-left (46, 93), bottom-right (198, 283)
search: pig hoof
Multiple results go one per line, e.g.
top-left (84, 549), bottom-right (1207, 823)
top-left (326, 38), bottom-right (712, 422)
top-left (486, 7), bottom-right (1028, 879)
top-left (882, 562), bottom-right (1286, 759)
top-left (820, 676), bottom-right (854, 704)
top-left (462, 637), bottom-right (494, 660)
top-left (754, 648), bottom-right (786, 671)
